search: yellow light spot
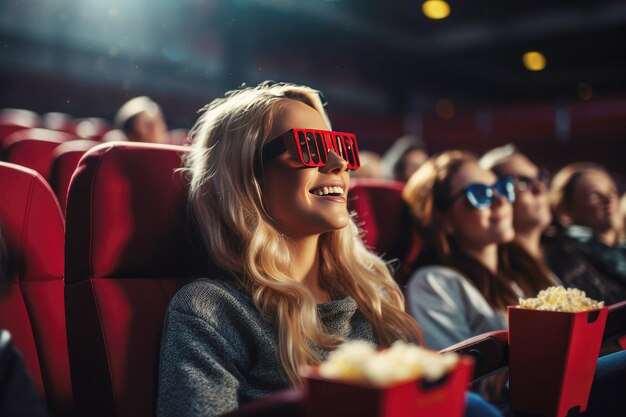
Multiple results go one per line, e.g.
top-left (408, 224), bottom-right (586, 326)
top-left (422, 0), bottom-right (450, 20)
top-left (577, 83), bottom-right (593, 100)
top-left (435, 99), bottom-right (455, 119)
top-left (523, 51), bottom-right (546, 71)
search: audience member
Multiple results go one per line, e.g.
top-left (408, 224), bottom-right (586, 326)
top-left (157, 82), bottom-right (501, 417)
top-left (479, 145), bottom-right (561, 285)
top-left (381, 135), bottom-right (428, 182)
top-left (402, 151), bottom-right (554, 349)
top-left (350, 150), bottom-right (383, 179)
top-left (546, 162), bottom-right (626, 305)
top-left (0, 229), bottom-right (48, 417)
top-left (114, 96), bottom-right (169, 144)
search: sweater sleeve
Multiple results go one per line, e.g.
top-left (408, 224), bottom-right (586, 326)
top-left (157, 308), bottom-right (241, 417)
top-left (405, 267), bottom-right (473, 350)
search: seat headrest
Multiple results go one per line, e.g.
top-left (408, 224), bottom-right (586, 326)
top-left (0, 162), bottom-right (64, 283)
top-left (65, 142), bottom-right (208, 283)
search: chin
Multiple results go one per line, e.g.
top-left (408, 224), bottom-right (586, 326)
top-left (496, 228), bottom-right (516, 243)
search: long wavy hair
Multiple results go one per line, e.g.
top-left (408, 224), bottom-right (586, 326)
top-left (185, 81), bottom-right (422, 385)
top-left (403, 151), bottom-right (552, 310)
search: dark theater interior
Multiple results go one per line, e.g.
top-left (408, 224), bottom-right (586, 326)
top-left (1, 1), bottom-right (626, 417)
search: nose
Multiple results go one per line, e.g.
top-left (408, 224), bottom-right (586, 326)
top-left (320, 150), bottom-right (348, 174)
top-left (491, 191), bottom-right (510, 208)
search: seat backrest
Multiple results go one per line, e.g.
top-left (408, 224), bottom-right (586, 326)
top-left (0, 162), bottom-right (72, 416)
top-left (0, 108), bottom-right (41, 145)
top-left (2, 128), bottom-right (76, 179)
top-left (49, 139), bottom-right (101, 212)
top-left (64, 142), bottom-right (208, 417)
top-left (348, 179), bottom-right (421, 286)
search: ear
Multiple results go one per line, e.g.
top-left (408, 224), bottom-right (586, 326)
top-left (555, 204), bottom-right (572, 227)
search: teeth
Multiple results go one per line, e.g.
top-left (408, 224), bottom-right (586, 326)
top-left (312, 186), bottom-right (344, 196)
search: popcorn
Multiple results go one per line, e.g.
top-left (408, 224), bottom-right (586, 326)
top-left (317, 340), bottom-right (459, 387)
top-left (518, 287), bottom-right (604, 313)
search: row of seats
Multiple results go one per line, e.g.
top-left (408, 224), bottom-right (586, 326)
top-left (1, 143), bottom-right (624, 417)
top-left (1, 128), bottom-right (101, 212)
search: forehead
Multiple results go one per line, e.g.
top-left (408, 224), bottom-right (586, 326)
top-left (575, 170), bottom-right (616, 192)
top-left (497, 154), bottom-right (538, 177)
top-left (269, 99), bottom-right (329, 140)
top-left (449, 161), bottom-right (497, 193)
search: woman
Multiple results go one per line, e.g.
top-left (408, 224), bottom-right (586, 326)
top-left (157, 83), bottom-right (502, 417)
top-left (402, 151), bottom-right (554, 350)
top-left (479, 145), bottom-right (562, 285)
top-left (545, 162), bottom-right (626, 304)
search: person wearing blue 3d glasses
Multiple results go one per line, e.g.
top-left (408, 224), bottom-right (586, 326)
top-left (403, 151), bottom-right (556, 350)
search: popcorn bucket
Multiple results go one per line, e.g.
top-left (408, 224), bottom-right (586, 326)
top-left (508, 306), bottom-right (608, 417)
top-left (304, 357), bottom-right (473, 417)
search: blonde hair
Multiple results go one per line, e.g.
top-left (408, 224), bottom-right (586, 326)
top-left (402, 150), bottom-right (476, 260)
top-left (186, 81), bottom-right (422, 385)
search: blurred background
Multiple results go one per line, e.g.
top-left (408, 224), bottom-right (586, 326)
top-left (1, 0), bottom-right (626, 181)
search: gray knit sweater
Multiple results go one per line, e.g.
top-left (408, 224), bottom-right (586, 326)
top-left (157, 278), bottom-right (377, 417)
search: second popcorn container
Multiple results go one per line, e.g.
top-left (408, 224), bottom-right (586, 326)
top-left (508, 299), bottom-right (608, 417)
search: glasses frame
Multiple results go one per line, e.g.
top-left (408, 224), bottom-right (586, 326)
top-left (262, 128), bottom-right (360, 170)
top-left (511, 172), bottom-right (550, 194)
top-left (444, 176), bottom-right (516, 210)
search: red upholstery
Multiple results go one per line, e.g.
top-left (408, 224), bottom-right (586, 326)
top-left (348, 179), bottom-right (421, 286)
top-left (0, 108), bottom-right (41, 144)
top-left (49, 139), bottom-right (101, 212)
top-left (2, 128), bottom-right (76, 179)
top-left (64, 142), bottom-right (208, 417)
top-left (0, 162), bottom-right (72, 416)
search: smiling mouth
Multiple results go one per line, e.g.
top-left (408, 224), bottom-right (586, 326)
top-left (309, 186), bottom-right (344, 197)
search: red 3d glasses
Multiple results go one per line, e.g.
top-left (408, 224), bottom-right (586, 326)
top-left (262, 128), bottom-right (361, 170)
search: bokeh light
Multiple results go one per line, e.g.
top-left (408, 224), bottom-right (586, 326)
top-left (422, 1), bottom-right (451, 20)
top-left (523, 51), bottom-right (547, 71)
top-left (435, 99), bottom-right (455, 119)
top-left (577, 83), bottom-right (593, 100)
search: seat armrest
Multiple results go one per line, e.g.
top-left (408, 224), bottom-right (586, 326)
top-left (440, 330), bottom-right (509, 381)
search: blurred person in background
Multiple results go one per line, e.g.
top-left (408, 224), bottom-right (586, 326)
top-left (114, 96), bottom-right (169, 144)
top-left (350, 150), bottom-right (383, 179)
top-left (479, 145), bottom-right (561, 286)
top-left (546, 162), bottom-right (626, 305)
top-left (0, 229), bottom-right (48, 417)
top-left (402, 151), bottom-right (554, 350)
top-left (381, 135), bottom-right (428, 182)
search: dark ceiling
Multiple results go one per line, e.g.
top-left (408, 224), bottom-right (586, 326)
top-left (1, 0), bottom-right (626, 117)
top-left (237, 0), bottom-right (626, 107)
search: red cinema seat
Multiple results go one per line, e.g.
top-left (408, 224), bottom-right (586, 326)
top-left (348, 179), bottom-right (421, 286)
top-left (49, 140), bottom-right (101, 212)
top-left (2, 128), bottom-right (76, 179)
top-left (0, 162), bottom-right (72, 416)
top-left (0, 108), bottom-right (41, 144)
top-left (64, 142), bottom-right (208, 417)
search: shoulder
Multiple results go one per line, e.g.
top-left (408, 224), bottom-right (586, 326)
top-left (407, 264), bottom-right (486, 303)
top-left (168, 278), bottom-right (257, 325)
top-left (408, 265), bottom-right (469, 288)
